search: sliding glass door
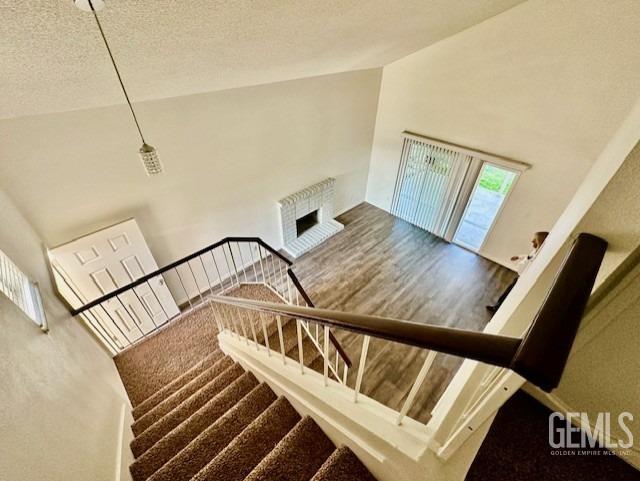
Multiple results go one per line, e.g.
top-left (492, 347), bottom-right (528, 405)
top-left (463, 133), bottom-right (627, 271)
top-left (453, 163), bottom-right (518, 251)
top-left (391, 138), bottom-right (472, 237)
top-left (391, 134), bottom-right (524, 250)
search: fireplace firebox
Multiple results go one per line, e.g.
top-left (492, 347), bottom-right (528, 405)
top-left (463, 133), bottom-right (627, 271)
top-left (296, 210), bottom-right (318, 237)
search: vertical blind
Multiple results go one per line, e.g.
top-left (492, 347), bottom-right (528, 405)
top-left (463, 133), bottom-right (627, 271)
top-left (0, 249), bottom-right (45, 326)
top-left (391, 136), bottom-right (473, 238)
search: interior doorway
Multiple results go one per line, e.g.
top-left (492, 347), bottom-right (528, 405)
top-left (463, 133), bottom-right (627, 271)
top-left (48, 219), bottom-right (180, 350)
top-left (453, 163), bottom-right (518, 251)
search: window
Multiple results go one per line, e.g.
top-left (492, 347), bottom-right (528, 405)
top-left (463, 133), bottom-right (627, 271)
top-left (453, 163), bottom-right (519, 251)
top-left (0, 249), bottom-right (47, 328)
top-left (391, 132), bottom-right (529, 249)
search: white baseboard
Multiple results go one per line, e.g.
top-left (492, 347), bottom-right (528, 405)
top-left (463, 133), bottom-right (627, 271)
top-left (115, 403), bottom-right (134, 481)
top-left (334, 199), bottom-right (368, 218)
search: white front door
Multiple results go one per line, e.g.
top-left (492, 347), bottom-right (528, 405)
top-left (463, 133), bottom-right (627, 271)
top-left (49, 219), bottom-right (180, 348)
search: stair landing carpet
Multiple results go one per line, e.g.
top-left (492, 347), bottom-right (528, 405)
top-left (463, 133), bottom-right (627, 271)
top-left (115, 284), bottom-right (377, 481)
top-left (466, 390), bottom-right (640, 481)
top-left (114, 284), bottom-right (283, 406)
top-left (115, 304), bottom-right (222, 405)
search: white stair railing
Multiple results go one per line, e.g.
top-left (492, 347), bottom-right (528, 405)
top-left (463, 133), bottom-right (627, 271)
top-left (67, 232), bottom-right (606, 463)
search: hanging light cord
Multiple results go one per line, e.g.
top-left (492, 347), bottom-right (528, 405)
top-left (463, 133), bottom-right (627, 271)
top-left (88, 0), bottom-right (146, 144)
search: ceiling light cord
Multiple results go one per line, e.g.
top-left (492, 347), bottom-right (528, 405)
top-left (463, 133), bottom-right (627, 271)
top-left (88, 0), bottom-right (146, 144)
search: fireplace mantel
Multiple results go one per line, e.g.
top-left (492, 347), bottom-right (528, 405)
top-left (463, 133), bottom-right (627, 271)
top-left (278, 178), bottom-right (344, 258)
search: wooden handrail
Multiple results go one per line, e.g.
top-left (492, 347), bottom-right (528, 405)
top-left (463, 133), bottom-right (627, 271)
top-left (211, 294), bottom-right (523, 367)
top-left (510, 233), bottom-right (607, 390)
top-left (211, 233), bottom-right (607, 392)
top-left (68, 232), bottom-right (606, 392)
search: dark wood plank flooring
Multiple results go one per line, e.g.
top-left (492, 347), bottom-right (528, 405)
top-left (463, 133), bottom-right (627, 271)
top-left (290, 202), bottom-right (517, 423)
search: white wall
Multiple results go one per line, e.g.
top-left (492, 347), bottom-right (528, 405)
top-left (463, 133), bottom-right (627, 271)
top-left (431, 94), bottom-right (640, 460)
top-left (526, 256), bottom-right (640, 468)
top-left (524, 140), bottom-right (640, 468)
top-left (0, 69), bottom-right (382, 266)
top-left (0, 189), bottom-right (133, 481)
top-left (366, 0), bottom-right (640, 267)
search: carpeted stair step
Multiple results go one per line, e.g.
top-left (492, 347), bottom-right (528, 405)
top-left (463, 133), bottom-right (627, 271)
top-left (244, 416), bottom-right (335, 481)
top-left (218, 304), bottom-right (267, 340)
top-left (309, 354), bottom-right (326, 374)
top-left (286, 334), bottom-right (323, 370)
top-left (230, 305), bottom-right (328, 377)
top-left (253, 313), bottom-right (281, 346)
top-left (147, 383), bottom-right (277, 481)
top-left (266, 319), bottom-right (299, 355)
top-left (307, 345), bottom-right (341, 379)
top-left (310, 447), bottom-right (377, 481)
top-left (118, 283), bottom-right (378, 481)
top-left (308, 353), bottom-right (345, 380)
top-left (190, 396), bottom-right (302, 481)
top-left (242, 309), bottom-right (264, 335)
top-left (255, 315), bottom-right (329, 377)
top-left (131, 363), bottom-right (244, 457)
top-left (130, 371), bottom-right (259, 481)
top-left (222, 284), bottom-right (285, 340)
top-left (132, 356), bottom-right (234, 435)
top-left (132, 350), bottom-right (224, 420)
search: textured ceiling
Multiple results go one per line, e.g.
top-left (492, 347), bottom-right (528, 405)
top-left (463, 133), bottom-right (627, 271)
top-left (0, 0), bottom-right (524, 119)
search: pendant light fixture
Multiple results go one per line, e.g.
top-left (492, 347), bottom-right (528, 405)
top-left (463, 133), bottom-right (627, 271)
top-left (75, 0), bottom-right (162, 175)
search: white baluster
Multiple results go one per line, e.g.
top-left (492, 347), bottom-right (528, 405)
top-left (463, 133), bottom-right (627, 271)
top-left (323, 326), bottom-right (330, 387)
top-left (249, 312), bottom-right (259, 350)
top-left (287, 276), bottom-right (294, 304)
top-left (237, 307), bottom-right (249, 345)
top-left (209, 300), bottom-right (222, 332)
top-left (354, 336), bottom-right (370, 402)
top-left (276, 315), bottom-right (286, 365)
top-left (296, 319), bottom-right (304, 374)
top-left (397, 350), bottom-right (437, 425)
top-left (259, 311), bottom-right (271, 357)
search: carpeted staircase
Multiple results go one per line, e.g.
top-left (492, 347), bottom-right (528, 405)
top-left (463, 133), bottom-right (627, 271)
top-left (117, 285), bottom-right (377, 481)
top-left (127, 350), bottom-right (376, 481)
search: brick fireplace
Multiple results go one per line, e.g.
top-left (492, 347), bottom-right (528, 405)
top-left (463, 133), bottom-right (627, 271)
top-left (279, 178), bottom-right (344, 258)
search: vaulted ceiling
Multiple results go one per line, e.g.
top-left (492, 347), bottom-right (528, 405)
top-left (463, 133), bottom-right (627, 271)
top-left (0, 0), bottom-right (524, 119)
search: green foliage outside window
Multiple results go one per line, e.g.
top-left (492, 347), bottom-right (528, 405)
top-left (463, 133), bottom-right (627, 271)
top-left (478, 165), bottom-right (515, 194)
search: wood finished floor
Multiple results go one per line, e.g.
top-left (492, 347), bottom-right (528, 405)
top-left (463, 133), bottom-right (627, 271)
top-left (289, 202), bottom-right (517, 423)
